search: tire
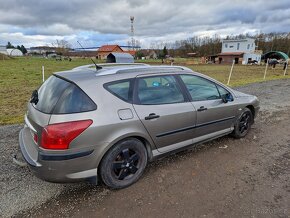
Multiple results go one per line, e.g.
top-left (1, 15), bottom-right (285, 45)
top-left (100, 138), bottom-right (148, 189)
top-left (231, 108), bottom-right (253, 139)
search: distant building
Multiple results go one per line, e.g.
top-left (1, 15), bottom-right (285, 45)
top-left (67, 50), bottom-right (97, 57)
top-left (97, 45), bottom-right (123, 60)
top-left (139, 49), bottom-right (158, 59)
top-left (123, 50), bottom-right (137, 57)
top-left (218, 38), bottom-right (262, 64)
top-left (106, 52), bottom-right (134, 63)
top-left (0, 45), bottom-right (7, 55)
top-left (262, 51), bottom-right (289, 62)
top-left (0, 46), bottom-right (23, 56)
top-left (28, 46), bottom-right (56, 55)
top-left (7, 49), bottom-right (23, 56)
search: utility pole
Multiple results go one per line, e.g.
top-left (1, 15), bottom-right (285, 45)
top-left (130, 16), bottom-right (135, 51)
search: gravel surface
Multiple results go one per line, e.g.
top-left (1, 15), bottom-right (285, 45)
top-left (1, 78), bottom-right (290, 217)
top-left (0, 125), bottom-right (68, 217)
top-left (235, 79), bottom-right (290, 112)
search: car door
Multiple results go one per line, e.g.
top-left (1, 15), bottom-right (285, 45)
top-left (179, 74), bottom-right (238, 138)
top-left (133, 74), bottom-right (197, 152)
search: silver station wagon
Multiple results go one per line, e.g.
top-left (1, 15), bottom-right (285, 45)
top-left (18, 64), bottom-right (259, 189)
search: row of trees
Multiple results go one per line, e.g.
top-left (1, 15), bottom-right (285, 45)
top-left (5, 40), bottom-right (70, 56)
top-left (5, 32), bottom-right (290, 58)
top-left (149, 32), bottom-right (290, 58)
top-left (52, 39), bottom-right (71, 55)
top-left (170, 35), bottom-right (222, 57)
top-left (6, 42), bottom-right (27, 54)
top-left (136, 46), bottom-right (169, 59)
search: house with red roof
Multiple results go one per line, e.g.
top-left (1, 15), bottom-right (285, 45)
top-left (218, 38), bottom-right (261, 64)
top-left (123, 50), bottom-right (136, 57)
top-left (97, 45), bottom-right (123, 59)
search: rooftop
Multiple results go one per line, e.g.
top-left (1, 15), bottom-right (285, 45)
top-left (222, 38), bottom-right (255, 43)
top-left (98, 45), bottom-right (123, 52)
top-left (54, 64), bottom-right (193, 84)
top-left (218, 52), bottom-right (244, 56)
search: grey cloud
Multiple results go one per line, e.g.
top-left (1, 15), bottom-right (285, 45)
top-left (258, 9), bottom-right (290, 23)
top-left (126, 0), bottom-right (149, 8)
top-left (0, 0), bottom-right (290, 42)
top-left (218, 9), bottom-right (257, 24)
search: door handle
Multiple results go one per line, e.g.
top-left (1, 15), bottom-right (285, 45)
top-left (197, 106), bottom-right (207, 112)
top-left (145, 113), bottom-right (160, 120)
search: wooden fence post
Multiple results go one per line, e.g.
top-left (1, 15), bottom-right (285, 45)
top-left (227, 60), bottom-right (235, 85)
top-left (263, 58), bottom-right (269, 80)
top-left (42, 66), bottom-right (45, 82)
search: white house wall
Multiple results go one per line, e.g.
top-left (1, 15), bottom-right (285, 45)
top-left (222, 38), bottom-right (256, 53)
top-left (242, 53), bottom-right (261, 64)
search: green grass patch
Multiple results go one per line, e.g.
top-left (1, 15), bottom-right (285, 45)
top-left (0, 57), bottom-right (289, 125)
top-left (0, 57), bottom-right (92, 125)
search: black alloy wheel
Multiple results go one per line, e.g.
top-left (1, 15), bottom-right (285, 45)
top-left (238, 111), bottom-right (251, 134)
top-left (231, 108), bottom-right (253, 138)
top-left (112, 148), bottom-right (140, 180)
top-left (100, 138), bottom-right (147, 189)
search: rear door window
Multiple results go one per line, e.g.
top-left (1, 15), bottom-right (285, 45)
top-left (136, 75), bottom-right (185, 105)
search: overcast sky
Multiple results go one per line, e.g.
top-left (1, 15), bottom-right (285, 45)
top-left (0, 0), bottom-right (290, 48)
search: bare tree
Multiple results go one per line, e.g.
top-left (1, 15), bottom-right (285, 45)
top-left (52, 39), bottom-right (71, 55)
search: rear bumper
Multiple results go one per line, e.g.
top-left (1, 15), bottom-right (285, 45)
top-left (18, 127), bottom-right (40, 167)
top-left (19, 126), bottom-right (98, 183)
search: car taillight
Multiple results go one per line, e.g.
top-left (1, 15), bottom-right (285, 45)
top-left (33, 133), bottom-right (38, 143)
top-left (41, 120), bottom-right (93, 150)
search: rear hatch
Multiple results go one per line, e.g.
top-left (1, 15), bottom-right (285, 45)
top-left (26, 75), bottom-right (97, 149)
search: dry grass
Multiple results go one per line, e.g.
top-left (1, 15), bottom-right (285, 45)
top-left (188, 64), bottom-right (290, 86)
top-left (0, 53), bottom-right (10, 60)
top-left (0, 57), bottom-right (289, 125)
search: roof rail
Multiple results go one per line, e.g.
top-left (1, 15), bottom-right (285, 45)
top-left (73, 63), bottom-right (149, 70)
top-left (99, 63), bottom-right (150, 67)
top-left (115, 65), bottom-right (188, 74)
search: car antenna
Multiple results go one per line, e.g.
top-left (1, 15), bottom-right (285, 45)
top-left (77, 41), bottom-right (102, 71)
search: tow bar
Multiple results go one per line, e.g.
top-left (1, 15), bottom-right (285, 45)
top-left (12, 153), bottom-right (27, 167)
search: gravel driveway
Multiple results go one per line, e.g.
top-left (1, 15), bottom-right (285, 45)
top-left (1, 79), bottom-right (290, 217)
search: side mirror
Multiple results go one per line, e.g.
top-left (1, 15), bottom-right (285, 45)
top-left (221, 93), bottom-right (233, 103)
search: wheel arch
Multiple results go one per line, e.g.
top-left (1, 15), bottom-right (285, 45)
top-left (245, 105), bottom-right (255, 123)
top-left (133, 136), bottom-right (154, 161)
top-left (97, 133), bottom-right (155, 172)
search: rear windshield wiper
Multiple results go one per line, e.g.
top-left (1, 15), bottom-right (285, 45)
top-left (30, 90), bottom-right (39, 105)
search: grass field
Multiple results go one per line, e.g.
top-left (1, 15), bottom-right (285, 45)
top-left (188, 64), bottom-right (290, 86)
top-left (0, 57), bottom-right (289, 125)
top-left (0, 57), bottom-right (92, 124)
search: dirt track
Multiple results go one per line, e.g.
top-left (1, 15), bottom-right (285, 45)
top-left (1, 79), bottom-right (290, 218)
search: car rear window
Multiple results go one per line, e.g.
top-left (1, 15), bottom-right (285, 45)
top-left (33, 75), bottom-right (96, 114)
